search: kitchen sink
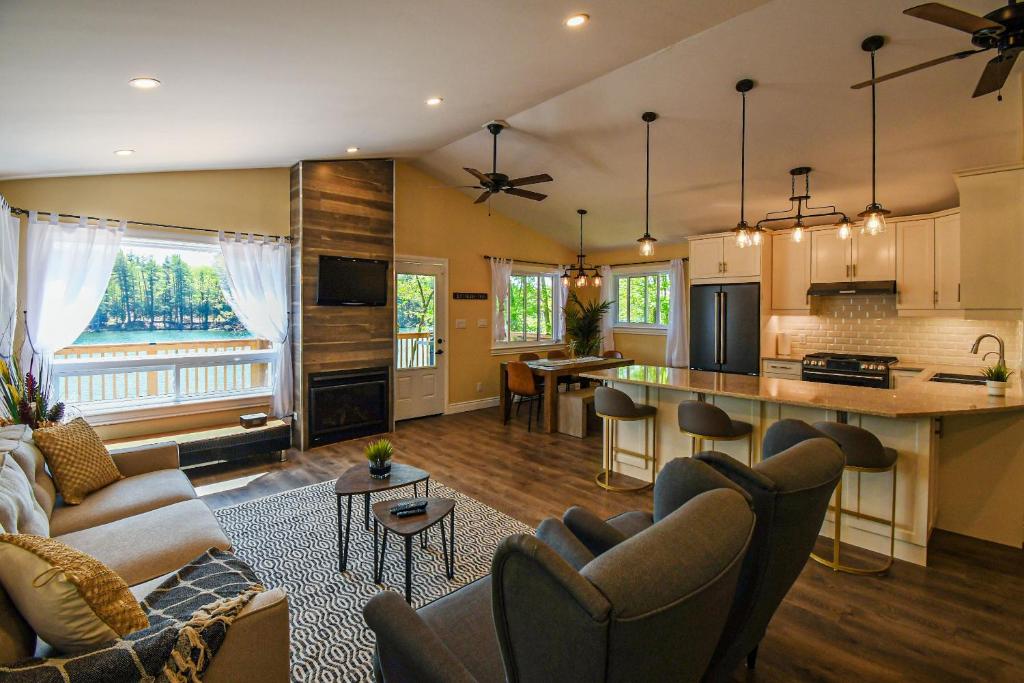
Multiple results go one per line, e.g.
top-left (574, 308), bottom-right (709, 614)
top-left (928, 372), bottom-right (987, 386)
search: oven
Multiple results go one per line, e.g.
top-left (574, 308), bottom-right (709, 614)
top-left (801, 354), bottom-right (896, 387)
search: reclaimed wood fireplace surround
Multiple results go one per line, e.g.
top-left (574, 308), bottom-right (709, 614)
top-left (289, 160), bottom-right (396, 450)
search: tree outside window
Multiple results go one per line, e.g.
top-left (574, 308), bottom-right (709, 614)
top-left (614, 272), bottom-right (670, 327)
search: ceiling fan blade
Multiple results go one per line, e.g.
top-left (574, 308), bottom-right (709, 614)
top-left (973, 51), bottom-right (1020, 97)
top-left (464, 167), bottom-right (489, 183)
top-left (474, 190), bottom-right (494, 204)
top-left (904, 3), bottom-right (1003, 35)
top-left (504, 188), bottom-right (547, 201)
top-left (850, 48), bottom-right (987, 89)
top-left (506, 173), bottom-right (553, 187)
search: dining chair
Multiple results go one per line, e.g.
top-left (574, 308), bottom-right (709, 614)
top-left (601, 350), bottom-right (624, 359)
top-left (506, 361), bottom-right (544, 431)
top-left (547, 350), bottom-right (568, 360)
top-left (518, 352), bottom-right (540, 361)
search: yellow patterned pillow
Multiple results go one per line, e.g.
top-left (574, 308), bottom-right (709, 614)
top-left (33, 418), bottom-right (122, 505)
top-left (0, 534), bottom-right (148, 653)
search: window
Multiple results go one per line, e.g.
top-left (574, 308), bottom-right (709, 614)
top-left (614, 271), bottom-right (670, 328)
top-left (52, 236), bottom-right (272, 413)
top-left (505, 271), bottom-right (556, 344)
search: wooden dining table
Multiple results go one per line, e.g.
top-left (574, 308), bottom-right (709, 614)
top-left (499, 356), bottom-right (634, 434)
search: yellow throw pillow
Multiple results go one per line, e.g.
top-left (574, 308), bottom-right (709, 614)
top-left (0, 534), bottom-right (148, 653)
top-left (33, 418), bottom-right (122, 505)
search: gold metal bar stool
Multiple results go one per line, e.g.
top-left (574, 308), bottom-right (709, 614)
top-left (594, 386), bottom-right (657, 492)
top-left (810, 421), bottom-right (898, 575)
top-left (677, 400), bottom-right (753, 466)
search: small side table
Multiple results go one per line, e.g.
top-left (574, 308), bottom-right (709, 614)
top-left (335, 463), bottom-right (429, 573)
top-left (372, 498), bottom-right (456, 604)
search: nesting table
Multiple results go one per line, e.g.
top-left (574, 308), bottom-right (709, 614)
top-left (372, 497), bottom-right (456, 604)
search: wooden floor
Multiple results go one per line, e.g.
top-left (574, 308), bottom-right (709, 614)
top-left (190, 407), bottom-right (1024, 682)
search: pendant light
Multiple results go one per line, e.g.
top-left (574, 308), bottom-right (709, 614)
top-left (858, 35), bottom-right (891, 236)
top-left (756, 167), bottom-right (851, 243)
top-left (636, 112), bottom-right (658, 256)
top-left (561, 209), bottom-right (600, 287)
top-left (732, 79), bottom-right (757, 249)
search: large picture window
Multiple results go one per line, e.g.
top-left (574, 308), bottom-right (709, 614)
top-left (506, 272), bottom-right (555, 343)
top-left (615, 271), bottom-right (670, 328)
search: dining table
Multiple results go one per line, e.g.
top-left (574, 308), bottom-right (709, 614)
top-left (498, 355), bottom-right (634, 434)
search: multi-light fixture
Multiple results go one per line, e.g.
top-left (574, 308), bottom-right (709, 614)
top-left (561, 209), bottom-right (602, 288)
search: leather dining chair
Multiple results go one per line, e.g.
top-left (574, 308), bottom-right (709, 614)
top-left (547, 350), bottom-right (568, 360)
top-left (505, 361), bottom-right (544, 431)
top-left (601, 350), bottom-right (624, 359)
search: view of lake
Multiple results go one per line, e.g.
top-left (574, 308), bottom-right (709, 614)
top-left (73, 329), bottom-right (254, 346)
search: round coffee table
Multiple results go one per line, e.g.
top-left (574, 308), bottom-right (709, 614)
top-left (372, 497), bottom-right (456, 604)
top-left (335, 463), bottom-right (429, 573)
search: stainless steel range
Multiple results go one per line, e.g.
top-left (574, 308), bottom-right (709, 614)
top-left (801, 352), bottom-right (899, 387)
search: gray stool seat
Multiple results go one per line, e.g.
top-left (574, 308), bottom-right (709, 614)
top-left (812, 422), bottom-right (897, 469)
top-left (763, 419), bottom-right (827, 459)
top-left (678, 400), bottom-right (751, 439)
top-left (595, 386), bottom-right (655, 419)
top-left (594, 386), bottom-right (658, 492)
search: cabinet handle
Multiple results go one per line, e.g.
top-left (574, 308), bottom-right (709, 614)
top-left (933, 290), bottom-right (938, 304)
top-left (853, 263), bottom-right (857, 278)
top-left (845, 264), bottom-right (850, 277)
top-left (957, 283), bottom-right (960, 303)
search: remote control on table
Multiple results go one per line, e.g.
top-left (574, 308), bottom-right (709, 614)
top-left (390, 498), bottom-right (429, 515)
top-left (394, 507), bottom-right (427, 518)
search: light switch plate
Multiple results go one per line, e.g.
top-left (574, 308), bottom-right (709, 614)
top-left (455, 319), bottom-right (467, 329)
top-left (477, 318), bottom-right (487, 328)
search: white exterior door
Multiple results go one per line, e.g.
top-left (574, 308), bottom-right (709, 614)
top-left (394, 258), bottom-right (447, 420)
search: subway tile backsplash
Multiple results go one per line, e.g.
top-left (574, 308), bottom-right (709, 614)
top-left (773, 295), bottom-right (1023, 367)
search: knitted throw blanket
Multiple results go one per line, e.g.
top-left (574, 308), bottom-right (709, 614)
top-left (0, 549), bottom-right (264, 682)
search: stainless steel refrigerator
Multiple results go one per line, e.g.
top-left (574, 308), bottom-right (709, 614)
top-left (689, 283), bottom-right (760, 375)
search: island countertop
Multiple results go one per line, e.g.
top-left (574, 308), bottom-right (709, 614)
top-left (580, 365), bottom-right (1024, 419)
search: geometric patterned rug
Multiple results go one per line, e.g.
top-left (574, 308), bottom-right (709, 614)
top-left (213, 479), bottom-right (533, 682)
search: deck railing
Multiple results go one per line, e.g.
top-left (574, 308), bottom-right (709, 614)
top-left (52, 338), bottom-right (274, 407)
top-left (397, 331), bottom-right (434, 370)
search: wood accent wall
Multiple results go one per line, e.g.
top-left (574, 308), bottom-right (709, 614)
top-left (290, 160), bottom-right (395, 450)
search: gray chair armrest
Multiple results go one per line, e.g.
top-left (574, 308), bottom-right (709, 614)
top-left (562, 506), bottom-right (628, 556)
top-left (694, 451), bottom-right (776, 494)
top-left (108, 442), bottom-right (180, 476)
top-left (536, 518), bottom-right (595, 570)
top-left (653, 456), bottom-right (753, 521)
top-left (363, 591), bottom-right (477, 683)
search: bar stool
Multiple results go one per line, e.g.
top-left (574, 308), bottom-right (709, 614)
top-left (677, 400), bottom-right (753, 465)
top-left (593, 386), bottom-right (657, 492)
top-left (810, 421), bottom-right (897, 575)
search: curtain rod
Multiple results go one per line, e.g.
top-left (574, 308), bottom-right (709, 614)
top-left (483, 254), bottom-right (560, 268)
top-left (8, 207), bottom-right (293, 241)
top-left (604, 258), bottom-right (686, 268)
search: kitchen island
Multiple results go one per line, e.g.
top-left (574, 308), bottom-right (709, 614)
top-left (581, 365), bottom-right (1024, 565)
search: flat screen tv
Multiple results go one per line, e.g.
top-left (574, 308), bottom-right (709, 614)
top-left (316, 256), bottom-right (389, 306)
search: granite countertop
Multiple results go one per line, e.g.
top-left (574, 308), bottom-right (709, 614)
top-left (581, 364), bottom-right (1024, 419)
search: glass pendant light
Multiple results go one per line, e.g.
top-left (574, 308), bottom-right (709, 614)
top-left (569, 209), bottom-right (598, 288)
top-left (857, 35), bottom-right (891, 236)
top-left (575, 273), bottom-right (589, 288)
top-left (561, 272), bottom-right (572, 288)
top-left (592, 272), bottom-right (603, 288)
top-left (751, 226), bottom-right (764, 246)
top-left (836, 216), bottom-right (853, 240)
top-left (636, 112), bottom-right (658, 256)
top-left (792, 219), bottom-right (805, 243)
top-left (732, 80), bottom-right (757, 249)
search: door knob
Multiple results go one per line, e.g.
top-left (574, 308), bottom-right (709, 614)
top-left (437, 338), bottom-right (444, 344)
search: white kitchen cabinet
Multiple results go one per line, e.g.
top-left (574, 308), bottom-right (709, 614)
top-left (762, 358), bottom-right (802, 380)
top-left (934, 213), bottom-right (961, 310)
top-left (722, 237), bottom-right (760, 278)
top-left (689, 235), bottom-right (760, 281)
top-left (810, 227), bottom-right (895, 282)
top-left (771, 231), bottom-right (809, 311)
top-left (896, 219), bottom-right (935, 310)
top-left (689, 237), bottom-right (725, 279)
top-left (811, 228), bottom-right (850, 282)
top-left (891, 368), bottom-right (922, 389)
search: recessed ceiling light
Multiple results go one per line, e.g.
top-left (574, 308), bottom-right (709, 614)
top-left (565, 13), bottom-right (589, 28)
top-left (425, 96), bottom-right (444, 106)
top-left (128, 77), bottom-right (161, 89)
top-left (347, 147), bottom-right (359, 153)
top-left (114, 149), bottom-right (134, 156)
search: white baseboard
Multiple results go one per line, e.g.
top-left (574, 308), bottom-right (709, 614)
top-left (445, 396), bottom-right (499, 415)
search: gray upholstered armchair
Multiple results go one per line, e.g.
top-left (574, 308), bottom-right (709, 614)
top-left (363, 488), bottom-right (755, 683)
top-left (564, 421), bottom-right (844, 682)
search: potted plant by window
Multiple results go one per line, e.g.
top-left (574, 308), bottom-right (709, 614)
top-left (365, 438), bottom-right (394, 479)
top-left (981, 362), bottom-right (1014, 397)
top-left (564, 291), bottom-right (612, 358)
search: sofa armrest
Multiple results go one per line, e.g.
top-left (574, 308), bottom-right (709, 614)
top-left (363, 591), bottom-right (477, 683)
top-left (562, 506), bottom-right (628, 556)
top-left (108, 442), bottom-right (180, 477)
top-left (536, 518), bottom-right (595, 570)
top-left (653, 456), bottom-right (753, 521)
top-left (203, 587), bottom-right (290, 683)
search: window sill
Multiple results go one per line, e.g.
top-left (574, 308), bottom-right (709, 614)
top-left (490, 340), bottom-right (566, 356)
top-left (613, 326), bottom-right (667, 336)
top-left (79, 392), bottom-right (273, 426)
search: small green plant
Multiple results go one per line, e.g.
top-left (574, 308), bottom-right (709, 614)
top-left (365, 438), bottom-right (394, 465)
top-left (981, 363), bottom-right (1015, 383)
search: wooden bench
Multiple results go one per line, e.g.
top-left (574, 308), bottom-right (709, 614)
top-left (107, 419), bottom-right (292, 469)
top-left (558, 387), bottom-right (596, 438)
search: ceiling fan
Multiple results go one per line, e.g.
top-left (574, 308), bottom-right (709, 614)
top-left (851, 1), bottom-right (1023, 98)
top-left (462, 121), bottom-right (553, 204)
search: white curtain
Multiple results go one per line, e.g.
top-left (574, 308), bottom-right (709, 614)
top-left (0, 198), bottom-right (17, 360)
top-left (21, 212), bottom-right (124, 372)
top-left (598, 265), bottom-right (615, 352)
top-left (219, 233), bottom-right (292, 418)
top-left (490, 258), bottom-right (513, 344)
top-left (551, 266), bottom-right (569, 342)
top-left (665, 258), bottom-right (689, 367)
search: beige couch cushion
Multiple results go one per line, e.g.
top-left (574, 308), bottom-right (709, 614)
top-left (0, 585), bottom-right (34, 666)
top-left (49, 469), bottom-right (197, 537)
top-left (0, 453), bottom-right (49, 536)
top-left (56, 499), bottom-right (231, 586)
top-left (0, 425), bottom-right (57, 518)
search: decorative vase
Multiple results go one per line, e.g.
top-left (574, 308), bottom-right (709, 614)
top-left (369, 459), bottom-right (392, 479)
top-left (986, 380), bottom-right (1007, 397)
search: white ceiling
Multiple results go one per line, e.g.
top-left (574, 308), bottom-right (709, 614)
top-left (0, 0), bottom-right (766, 178)
top-left (418, 0), bottom-right (1024, 248)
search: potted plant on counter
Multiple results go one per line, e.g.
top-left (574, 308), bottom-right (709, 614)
top-left (365, 437), bottom-right (394, 479)
top-left (981, 362), bottom-right (1014, 397)
top-left (564, 291), bottom-right (612, 358)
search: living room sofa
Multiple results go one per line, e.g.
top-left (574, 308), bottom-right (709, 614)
top-left (0, 423), bottom-right (289, 682)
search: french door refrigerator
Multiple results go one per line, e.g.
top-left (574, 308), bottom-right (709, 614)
top-left (689, 283), bottom-right (760, 375)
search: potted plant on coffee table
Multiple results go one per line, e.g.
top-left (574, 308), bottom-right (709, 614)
top-left (981, 362), bottom-right (1014, 397)
top-left (366, 438), bottom-right (394, 479)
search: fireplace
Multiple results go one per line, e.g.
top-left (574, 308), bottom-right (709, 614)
top-left (308, 367), bottom-right (390, 447)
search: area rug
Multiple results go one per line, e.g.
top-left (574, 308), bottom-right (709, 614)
top-left (213, 479), bottom-right (532, 682)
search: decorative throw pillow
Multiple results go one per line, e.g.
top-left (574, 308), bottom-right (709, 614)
top-left (0, 534), bottom-right (148, 653)
top-left (32, 418), bottom-right (122, 505)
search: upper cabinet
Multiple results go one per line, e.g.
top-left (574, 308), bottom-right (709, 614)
top-left (933, 214), bottom-right (961, 310)
top-left (810, 228), bottom-right (894, 282)
top-left (810, 228), bottom-right (850, 282)
top-left (896, 219), bottom-right (936, 310)
top-left (688, 234), bottom-right (760, 282)
top-left (771, 231), bottom-right (810, 311)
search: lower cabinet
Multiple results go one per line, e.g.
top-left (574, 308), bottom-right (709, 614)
top-left (762, 359), bottom-right (802, 380)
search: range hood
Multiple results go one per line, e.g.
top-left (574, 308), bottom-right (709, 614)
top-left (807, 281), bottom-right (897, 297)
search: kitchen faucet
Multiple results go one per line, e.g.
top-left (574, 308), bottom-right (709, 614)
top-left (971, 334), bottom-right (1005, 367)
